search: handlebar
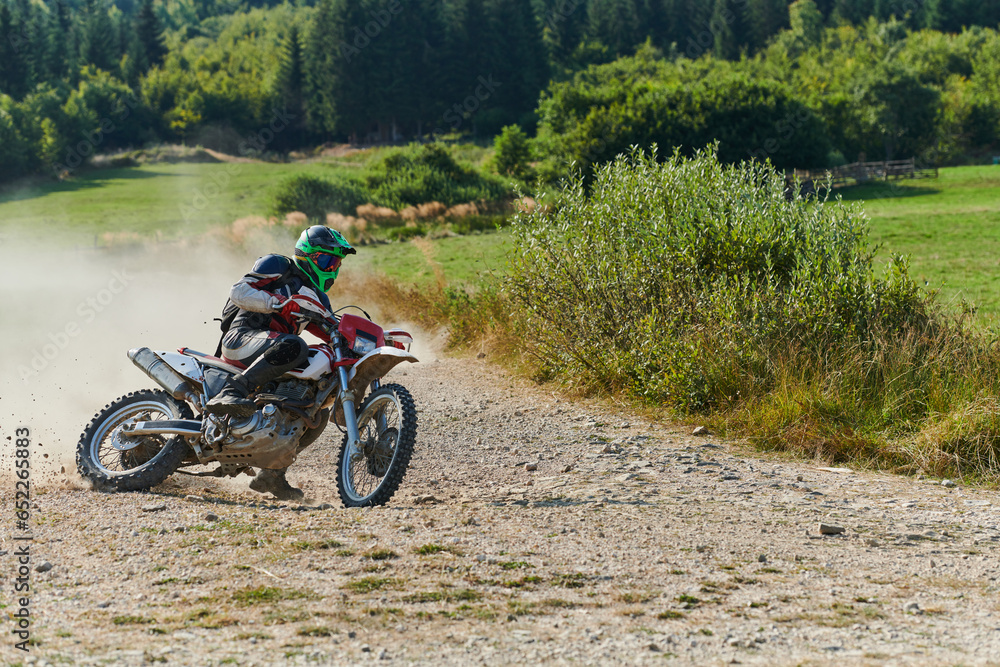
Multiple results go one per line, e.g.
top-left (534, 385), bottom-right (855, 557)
top-left (296, 308), bottom-right (340, 335)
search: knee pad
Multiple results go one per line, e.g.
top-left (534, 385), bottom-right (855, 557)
top-left (265, 336), bottom-right (309, 367)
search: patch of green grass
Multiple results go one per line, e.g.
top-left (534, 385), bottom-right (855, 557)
top-left (551, 572), bottom-right (588, 588)
top-left (497, 561), bottom-right (532, 571)
top-left (343, 577), bottom-right (397, 594)
top-left (403, 588), bottom-right (481, 604)
top-left (364, 548), bottom-right (399, 561)
top-left (841, 166), bottom-right (1000, 319)
top-left (232, 586), bottom-right (313, 605)
top-left (291, 539), bottom-right (344, 551)
top-left (676, 595), bottom-right (701, 607)
top-left (297, 626), bottom-right (334, 637)
top-left (657, 610), bottom-right (685, 619)
top-left (112, 615), bottom-right (155, 625)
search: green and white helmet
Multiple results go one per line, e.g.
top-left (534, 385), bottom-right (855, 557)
top-left (293, 225), bottom-right (356, 292)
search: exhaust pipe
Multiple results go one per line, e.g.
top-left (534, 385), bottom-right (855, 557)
top-left (128, 347), bottom-right (198, 403)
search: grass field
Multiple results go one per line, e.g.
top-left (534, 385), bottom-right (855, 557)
top-left (2, 158), bottom-right (997, 313)
top-left (837, 165), bottom-right (1000, 319)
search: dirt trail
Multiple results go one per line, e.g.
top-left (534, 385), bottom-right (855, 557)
top-left (5, 354), bottom-right (1000, 666)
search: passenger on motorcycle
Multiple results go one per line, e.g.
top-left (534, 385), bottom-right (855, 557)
top-left (205, 225), bottom-right (355, 499)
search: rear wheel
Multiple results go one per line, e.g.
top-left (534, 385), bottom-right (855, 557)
top-left (76, 389), bottom-right (194, 492)
top-left (336, 384), bottom-right (417, 507)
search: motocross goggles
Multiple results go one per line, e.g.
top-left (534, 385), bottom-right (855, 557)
top-left (310, 252), bottom-right (343, 273)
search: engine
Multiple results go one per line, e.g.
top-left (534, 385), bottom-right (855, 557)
top-left (203, 404), bottom-right (306, 470)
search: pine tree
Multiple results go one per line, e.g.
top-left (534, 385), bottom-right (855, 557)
top-left (790, 0), bottom-right (823, 45)
top-left (0, 3), bottom-right (29, 98)
top-left (273, 24), bottom-right (308, 147)
top-left (80, 0), bottom-right (120, 73)
top-left (747, 0), bottom-right (789, 51)
top-left (711, 0), bottom-right (752, 60)
top-left (587, 0), bottom-right (642, 57)
top-left (304, 0), bottom-right (373, 140)
top-left (665, 0), bottom-right (713, 58)
top-left (135, 0), bottom-right (167, 70)
top-left (540, 0), bottom-right (588, 68)
top-left (483, 0), bottom-right (549, 132)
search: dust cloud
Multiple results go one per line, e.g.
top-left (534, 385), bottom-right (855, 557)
top-left (0, 227), bottom-right (440, 492)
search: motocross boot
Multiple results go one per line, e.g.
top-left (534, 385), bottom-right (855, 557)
top-left (205, 348), bottom-right (301, 418)
top-left (249, 467), bottom-right (304, 501)
top-left (204, 375), bottom-right (254, 418)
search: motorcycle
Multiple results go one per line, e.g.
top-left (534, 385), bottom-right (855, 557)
top-left (76, 300), bottom-right (419, 507)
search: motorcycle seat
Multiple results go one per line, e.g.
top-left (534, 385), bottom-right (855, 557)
top-left (177, 347), bottom-right (247, 374)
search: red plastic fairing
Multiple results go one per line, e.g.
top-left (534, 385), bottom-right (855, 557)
top-left (384, 329), bottom-right (413, 351)
top-left (338, 314), bottom-right (385, 349)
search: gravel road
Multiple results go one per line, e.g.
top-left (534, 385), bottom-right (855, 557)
top-left (5, 353), bottom-right (1000, 666)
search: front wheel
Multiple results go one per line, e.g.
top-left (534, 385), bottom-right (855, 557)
top-left (337, 383), bottom-right (417, 507)
top-left (76, 389), bottom-right (194, 492)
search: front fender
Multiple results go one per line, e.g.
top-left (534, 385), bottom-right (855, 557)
top-left (330, 347), bottom-right (418, 426)
top-left (347, 346), bottom-right (419, 393)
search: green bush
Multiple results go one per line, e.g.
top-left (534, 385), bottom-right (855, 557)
top-left (363, 143), bottom-right (512, 209)
top-left (504, 146), bottom-right (928, 410)
top-left (269, 174), bottom-right (367, 220)
top-left (492, 125), bottom-right (535, 181)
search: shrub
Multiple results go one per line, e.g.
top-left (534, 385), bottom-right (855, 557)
top-left (363, 143), bottom-right (512, 209)
top-left (504, 145), bottom-right (929, 410)
top-left (269, 174), bottom-right (368, 220)
top-left (492, 124), bottom-right (535, 181)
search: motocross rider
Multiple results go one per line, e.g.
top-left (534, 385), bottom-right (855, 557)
top-left (205, 225), bottom-right (356, 499)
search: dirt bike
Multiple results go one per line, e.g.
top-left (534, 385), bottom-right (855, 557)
top-left (76, 302), bottom-right (418, 507)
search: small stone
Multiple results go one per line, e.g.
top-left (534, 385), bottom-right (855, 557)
top-left (379, 649), bottom-right (390, 660)
top-left (205, 512), bottom-right (219, 522)
top-left (525, 463), bottom-right (538, 471)
top-left (35, 561), bottom-right (53, 573)
top-left (865, 538), bottom-right (879, 547)
top-left (476, 437), bottom-right (482, 446)
top-left (646, 643), bottom-right (660, 652)
top-left (941, 479), bottom-right (957, 488)
top-left (184, 495), bottom-right (205, 502)
top-left (316, 503), bottom-right (334, 510)
top-left (360, 645), bottom-right (371, 653)
top-left (476, 352), bottom-right (486, 359)
top-left (757, 554), bottom-right (767, 563)
top-left (561, 465), bottom-right (573, 473)
top-left (692, 426), bottom-right (709, 436)
top-left (902, 601), bottom-right (921, 614)
top-left (507, 614), bottom-right (517, 622)
top-left (414, 495), bottom-right (442, 505)
top-left (158, 528), bottom-right (168, 535)
top-left (141, 503), bottom-right (167, 513)
top-left (819, 524), bottom-right (845, 535)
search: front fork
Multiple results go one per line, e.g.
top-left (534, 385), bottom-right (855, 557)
top-left (334, 344), bottom-right (383, 460)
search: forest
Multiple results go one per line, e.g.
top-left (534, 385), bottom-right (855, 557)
top-left (1, 0), bottom-right (999, 183)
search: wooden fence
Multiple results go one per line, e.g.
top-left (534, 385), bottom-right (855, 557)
top-left (792, 158), bottom-right (938, 188)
